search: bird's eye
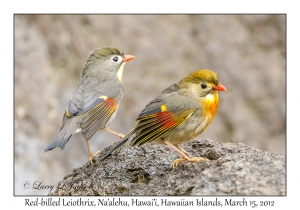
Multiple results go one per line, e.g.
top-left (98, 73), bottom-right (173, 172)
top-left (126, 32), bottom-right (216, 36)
top-left (112, 56), bottom-right (119, 62)
top-left (201, 83), bottom-right (207, 89)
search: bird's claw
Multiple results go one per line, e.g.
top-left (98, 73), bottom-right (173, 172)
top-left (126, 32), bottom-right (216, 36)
top-left (94, 150), bottom-right (101, 156)
top-left (172, 157), bottom-right (210, 168)
top-left (89, 150), bottom-right (101, 164)
top-left (89, 156), bottom-right (94, 164)
top-left (172, 158), bottom-right (186, 168)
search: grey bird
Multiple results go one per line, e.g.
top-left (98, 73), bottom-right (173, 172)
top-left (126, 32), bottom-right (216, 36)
top-left (44, 47), bottom-right (135, 164)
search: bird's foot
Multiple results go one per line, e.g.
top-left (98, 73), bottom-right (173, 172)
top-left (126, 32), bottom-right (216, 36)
top-left (172, 156), bottom-right (210, 168)
top-left (89, 150), bottom-right (102, 164)
top-left (118, 134), bottom-right (125, 139)
top-left (89, 156), bottom-right (95, 164)
top-left (94, 150), bottom-right (101, 156)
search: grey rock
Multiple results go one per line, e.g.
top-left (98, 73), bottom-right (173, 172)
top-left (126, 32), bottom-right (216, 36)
top-left (49, 138), bottom-right (286, 196)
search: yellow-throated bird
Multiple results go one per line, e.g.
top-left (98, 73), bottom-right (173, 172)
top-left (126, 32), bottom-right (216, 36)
top-left (100, 69), bottom-right (226, 168)
top-left (44, 47), bottom-right (135, 164)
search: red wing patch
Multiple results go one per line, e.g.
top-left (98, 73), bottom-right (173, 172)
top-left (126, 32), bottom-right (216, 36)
top-left (81, 97), bottom-right (117, 139)
top-left (155, 111), bottom-right (177, 129)
top-left (103, 98), bottom-right (117, 113)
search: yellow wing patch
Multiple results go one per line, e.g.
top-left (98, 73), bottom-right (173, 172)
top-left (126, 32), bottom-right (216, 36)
top-left (99, 95), bottom-right (108, 100)
top-left (161, 104), bottom-right (168, 112)
top-left (65, 106), bottom-right (71, 117)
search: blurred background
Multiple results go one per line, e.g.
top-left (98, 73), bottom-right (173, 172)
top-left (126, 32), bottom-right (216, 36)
top-left (14, 14), bottom-right (286, 195)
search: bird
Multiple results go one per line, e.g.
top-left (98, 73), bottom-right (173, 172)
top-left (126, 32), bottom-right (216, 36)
top-left (99, 69), bottom-right (226, 168)
top-left (44, 46), bottom-right (135, 164)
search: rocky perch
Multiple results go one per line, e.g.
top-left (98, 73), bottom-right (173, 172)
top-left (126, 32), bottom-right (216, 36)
top-left (49, 138), bottom-right (286, 196)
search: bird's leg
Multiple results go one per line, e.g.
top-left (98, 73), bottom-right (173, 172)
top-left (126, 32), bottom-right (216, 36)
top-left (103, 127), bottom-right (125, 139)
top-left (175, 145), bottom-right (192, 157)
top-left (164, 141), bottom-right (190, 168)
top-left (85, 138), bottom-right (95, 164)
top-left (164, 141), bottom-right (210, 168)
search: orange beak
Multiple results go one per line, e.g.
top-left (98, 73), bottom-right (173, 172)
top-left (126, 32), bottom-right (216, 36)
top-left (123, 55), bottom-right (135, 62)
top-left (214, 83), bottom-right (227, 91)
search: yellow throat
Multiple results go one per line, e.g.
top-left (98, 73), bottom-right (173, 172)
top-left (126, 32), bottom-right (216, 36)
top-left (117, 63), bottom-right (125, 83)
top-left (204, 91), bottom-right (219, 117)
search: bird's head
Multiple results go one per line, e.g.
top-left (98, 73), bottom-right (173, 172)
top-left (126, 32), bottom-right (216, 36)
top-left (180, 69), bottom-right (226, 99)
top-left (84, 46), bottom-right (135, 82)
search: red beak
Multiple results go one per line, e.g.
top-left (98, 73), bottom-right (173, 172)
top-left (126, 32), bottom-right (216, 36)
top-left (214, 83), bottom-right (227, 91)
top-left (123, 55), bottom-right (135, 62)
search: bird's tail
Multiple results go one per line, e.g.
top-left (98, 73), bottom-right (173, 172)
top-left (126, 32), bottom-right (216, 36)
top-left (99, 135), bottom-right (130, 161)
top-left (44, 119), bottom-right (79, 152)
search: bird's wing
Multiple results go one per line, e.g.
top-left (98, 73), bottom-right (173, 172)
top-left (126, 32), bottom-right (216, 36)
top-left (128, 93), bottom-right (196, 146)
top-left (62, 82), bottom-right (123, 139)
top-left (66, 76), bottom-right (122, 115)
top-left (80, 96), bottom-right (118, 139)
